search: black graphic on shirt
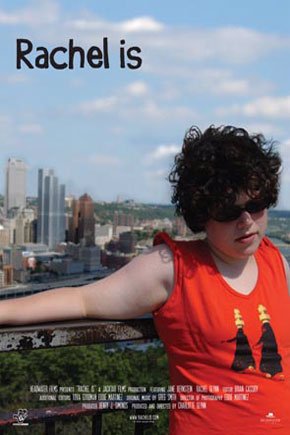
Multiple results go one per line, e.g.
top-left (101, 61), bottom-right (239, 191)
top-left (224, 309), bottom-right (256, 372)
top-left (256, 304), bottom-right (284, 379)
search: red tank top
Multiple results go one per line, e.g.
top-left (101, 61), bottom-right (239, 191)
top-left (153, 232), bottom-right (290, 435)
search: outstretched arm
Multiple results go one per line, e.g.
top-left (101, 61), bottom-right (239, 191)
top-left (0, 244), bottom-right (174, 325)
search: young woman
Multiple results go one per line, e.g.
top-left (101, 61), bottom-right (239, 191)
top-left (0, 125), bottom-right (289, 434)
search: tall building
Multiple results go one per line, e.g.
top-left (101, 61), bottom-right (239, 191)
top-left (68, 194), bottom-right (95, 246)
top-left (78, 193), bottom-right (95, 246)
top-left (4, 158), bottom-right (27, 216)
top-left (68, 198), bottom-right (80, 244)
top-left (37, 169), bottom-right (65, 249)
top-left (14, 209), bottom-right (35, 245)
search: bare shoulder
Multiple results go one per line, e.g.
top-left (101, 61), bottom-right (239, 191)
top-left (126, 243), bottom-right (174, 294)
top-left (82, 243), bottom-right (175, 319)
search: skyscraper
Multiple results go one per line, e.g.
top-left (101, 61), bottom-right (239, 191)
top-left (67, 194), bottom-right (95, 246)
top-left (78, 193), bottom-right (95, 246)
top-left (68, 198), bottom-right (80, 244)
top-left (4, 158), bottom-right (27, 216)
top-left (37, 169), bottom-right (65, 249)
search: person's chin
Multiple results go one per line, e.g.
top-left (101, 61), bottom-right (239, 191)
top-left (235, 234), bottom-right (261, 255)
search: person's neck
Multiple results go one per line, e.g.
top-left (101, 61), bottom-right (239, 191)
top-left (205, 239), bottom-right (252, 269)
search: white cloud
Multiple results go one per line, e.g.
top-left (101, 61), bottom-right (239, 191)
top-left (215, 78), bottom-right (271, 97)
top-left (201, 73), bottom-right (251, 96)
top-left (145, 169), bottom-right (168, 179)
top-left (3, 2), bottom-right (288, 67)
top-left (126, 81), bottom-right (149, 97)
top-left (203, 27), bottom-right (288, 63)
top-left (243, 96), bottom-right (290, 118)
top-left (76, 81), bottom-right (149, 116)
top-left (214, 79), bottom-right (250, 95)
top-left (119, 16), bottom-right (165, 33)
top-left (0, 74), bottom-right (28, 84)
top-left (75, 93), bottom-right (197, 125)
top-left (280, 139), bottom-right (290, 165)
top-left (146, 144), bottom-right (180, 162)
top-left (74, 79), bottom-right (196, 123)
top-left (136, 101), bottom-right (197, 124)
top-left (69, 78), bottom-right (85, 88)
top-left (217, 96), bottom-right (290, 119)
top-left (190, 68), bottom-right (274, 97)
top-left (18, 123), bottom-right (43, 134)
top-left (282, 138), bottom-right (290, 148)
top-left (77, 96), bottom-right (118, 115)
top-left (88, 154), bottom-right (121, 167)
top-left (68, 15), bottom-right (164, 33)
top-left (138, 101), bottom-right (196, 121)
top-left (241, 122), bottom-right (282, 136)
top-left (144, 65), bottom-right (274, 97)
top-left (0, 115), bottom-right (11, 125)
top-left (0, 0), bottom-right (59, 26)
top-left (68, 18), bottom-right (107, 31)
top-left (0, 11), bottom-right (19, 24)
top-left (138, 26), bottom-right (290, 66)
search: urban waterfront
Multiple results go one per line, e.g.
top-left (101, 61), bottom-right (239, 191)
top-left (267, 210), bottom-right (290, 263)
top-left (269, 237), bottom-right (290, 264)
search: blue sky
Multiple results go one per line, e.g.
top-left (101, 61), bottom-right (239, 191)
top-left (0, 0), bottom-right (290, 208)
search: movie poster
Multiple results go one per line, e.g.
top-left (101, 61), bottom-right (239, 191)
top-left (0, 1), bottom-right (290, 434)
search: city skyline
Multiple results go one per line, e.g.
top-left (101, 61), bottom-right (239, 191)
top-left (3, 154), bottom-right (290, 210)
top-left (0, 1), bottom-right (290, 208)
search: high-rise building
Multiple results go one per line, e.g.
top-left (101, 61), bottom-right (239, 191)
top-left (37, 169), bottom-right (65, 249)
top-left (4, 158), bottom-right (27, 216)
top-left (68, 194), bottom-right (95, 246)
top-left (68, 198), bottom-right (80, 244)
top-left (14, 209), bottom-right (35, 245)
top-left (65, 194), bottom-right (75, 209)
top-left (78, 193), bottom-right (95, 246)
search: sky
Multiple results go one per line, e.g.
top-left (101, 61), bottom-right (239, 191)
top-left (0, 0), bottom-right (290, 208)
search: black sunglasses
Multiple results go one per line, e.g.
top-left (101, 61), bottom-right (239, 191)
top-left (211, 199), bottom-right (269, 222)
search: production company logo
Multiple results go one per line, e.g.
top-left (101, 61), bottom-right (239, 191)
top-left (260, 411), bottom-right (281, 425)
top-left (12, 409), bottom-right (29, 426)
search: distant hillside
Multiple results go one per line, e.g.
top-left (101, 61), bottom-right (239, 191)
top-left (269, 209), bottom-right (290, 219)
top-left (94, 202), bottom-right (175, 224)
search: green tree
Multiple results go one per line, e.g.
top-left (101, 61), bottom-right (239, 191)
top-left (0, 342), bottom-right (170, 434)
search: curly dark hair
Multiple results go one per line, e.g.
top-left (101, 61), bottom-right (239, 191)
top-left (169, 125), bottom-right (281, 233)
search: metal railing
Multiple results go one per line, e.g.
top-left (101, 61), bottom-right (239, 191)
top-left (0, 318), bottom-right (161, 434)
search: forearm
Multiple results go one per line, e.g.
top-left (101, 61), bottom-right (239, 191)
top-left (0, 287), bottom-right (86, 326)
